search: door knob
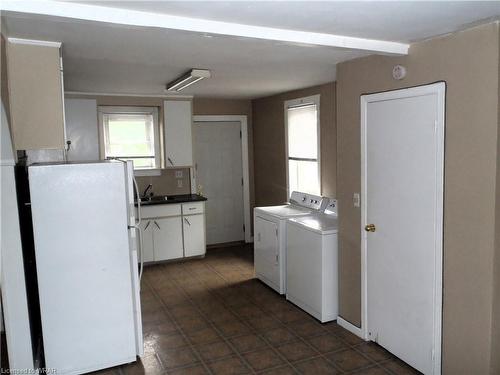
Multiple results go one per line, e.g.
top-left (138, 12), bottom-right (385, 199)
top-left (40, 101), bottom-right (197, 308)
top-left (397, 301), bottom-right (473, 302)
top-left (365, 224), bottom-right (376, 232)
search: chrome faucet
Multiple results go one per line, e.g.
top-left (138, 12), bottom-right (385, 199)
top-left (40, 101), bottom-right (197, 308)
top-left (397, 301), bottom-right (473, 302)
top-left (142, 184), bottom-right (153, 199)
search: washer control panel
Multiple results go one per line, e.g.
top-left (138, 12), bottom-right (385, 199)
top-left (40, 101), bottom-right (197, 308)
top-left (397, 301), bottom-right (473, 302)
top-left (290, 191), bottom-right (325, 211)
top-left (323, 199), bottom-right (338, 216)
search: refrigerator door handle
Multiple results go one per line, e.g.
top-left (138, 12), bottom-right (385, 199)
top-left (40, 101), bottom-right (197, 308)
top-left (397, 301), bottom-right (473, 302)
top-left (131, 174), bottom-right (144, 283)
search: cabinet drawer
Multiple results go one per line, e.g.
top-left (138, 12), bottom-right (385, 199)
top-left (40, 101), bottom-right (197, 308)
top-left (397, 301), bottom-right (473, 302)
top-left (182, 202), bottom-right (204, 215)
top-left (140, 204), bottom-right (181, 219)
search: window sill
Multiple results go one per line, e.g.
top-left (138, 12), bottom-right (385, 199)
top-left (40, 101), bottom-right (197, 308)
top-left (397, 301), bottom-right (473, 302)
top-left (134, 168), bottom-right (162, 177)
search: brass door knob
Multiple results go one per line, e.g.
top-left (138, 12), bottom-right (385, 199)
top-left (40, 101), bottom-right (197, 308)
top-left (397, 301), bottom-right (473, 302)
top-left (365, 224), bottom-right (376, 232)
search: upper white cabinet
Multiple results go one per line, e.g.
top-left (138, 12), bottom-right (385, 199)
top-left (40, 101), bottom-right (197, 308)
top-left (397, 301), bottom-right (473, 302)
top-left (7, 39), bottom-right (66, 150)
top-left (64, 98), bottom-right (99, 161)
top-left (163, 100), bottom-right (193, 167)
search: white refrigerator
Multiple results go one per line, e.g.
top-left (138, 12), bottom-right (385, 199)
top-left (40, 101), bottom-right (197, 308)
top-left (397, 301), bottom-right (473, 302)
top-left (27, 160), bottom-right (143, 374)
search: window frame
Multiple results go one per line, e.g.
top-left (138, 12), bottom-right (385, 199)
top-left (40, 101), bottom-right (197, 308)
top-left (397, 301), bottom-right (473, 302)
top-left (98, 106), bottom-right (161, 176)
top-left (284, 94), bottom-right (321, 197)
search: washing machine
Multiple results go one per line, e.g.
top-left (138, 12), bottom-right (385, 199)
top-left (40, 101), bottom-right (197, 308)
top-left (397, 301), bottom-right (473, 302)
top-left (254, 191), bottom-right (326, 294)
top-left (286, 199), bottom-right (338, 322)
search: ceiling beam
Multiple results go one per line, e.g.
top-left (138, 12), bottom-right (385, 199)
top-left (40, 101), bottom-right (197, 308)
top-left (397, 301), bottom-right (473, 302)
top-left (0, 0), bottom-right (409, 55)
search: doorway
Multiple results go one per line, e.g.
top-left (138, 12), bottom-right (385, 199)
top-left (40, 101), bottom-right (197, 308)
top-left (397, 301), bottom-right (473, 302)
top-left (361, 83), bottom-right (445, 374)
top-left (193, 115), bottom-right (251, 245)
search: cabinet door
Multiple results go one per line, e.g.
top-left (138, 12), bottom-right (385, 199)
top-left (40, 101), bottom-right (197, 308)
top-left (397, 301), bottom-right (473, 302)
top-left (7, 40), bottom-right (65, 150)
top-left (153, 217), bottom-right (183, 261)
top-left (139, 220), bottom-right (154, 263)
top-left (64, 98), bottom-right (99, 161)
top-left (182, 215), bottom-right (206, 257)
top-left (254, 216), bottom-right (280, 289)
top-left (164, 100), bottom-right (193, 167)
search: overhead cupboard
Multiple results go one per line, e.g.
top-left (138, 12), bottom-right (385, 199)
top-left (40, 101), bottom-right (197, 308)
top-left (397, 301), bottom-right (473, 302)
top-left (7, 38), bottom-right (66, 151)
top-left (163, 100), bottom-right (194, 168)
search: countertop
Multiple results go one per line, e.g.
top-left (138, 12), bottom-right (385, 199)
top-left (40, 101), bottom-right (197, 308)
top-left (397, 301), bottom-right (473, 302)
top-left (135, 194), bottom-right (207, 206)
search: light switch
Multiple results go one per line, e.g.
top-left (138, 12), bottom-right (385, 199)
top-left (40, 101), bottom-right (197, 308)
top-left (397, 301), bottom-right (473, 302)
top-left (177, 180), bottom-right (183, 188)
top-left (353, 193), bottom-right (361, 208)
top-left (175, 170), bottom-right (183, 178)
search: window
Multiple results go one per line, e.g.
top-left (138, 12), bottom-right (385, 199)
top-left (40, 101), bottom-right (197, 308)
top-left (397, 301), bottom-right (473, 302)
top-left (285, 95), bottom-right (320, 196)
top-left (98, 106), bottom-right (161, 171)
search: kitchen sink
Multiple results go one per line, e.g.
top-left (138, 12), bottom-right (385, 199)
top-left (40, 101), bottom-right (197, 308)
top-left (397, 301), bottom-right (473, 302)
top-left (138, 195), bottom-right (169, 204)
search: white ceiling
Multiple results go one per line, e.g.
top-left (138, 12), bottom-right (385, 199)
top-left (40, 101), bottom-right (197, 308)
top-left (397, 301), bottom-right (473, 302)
top-left (2, 1), bottom-right (499, 99)
top-left (76, 1), bottom-right (500, 43)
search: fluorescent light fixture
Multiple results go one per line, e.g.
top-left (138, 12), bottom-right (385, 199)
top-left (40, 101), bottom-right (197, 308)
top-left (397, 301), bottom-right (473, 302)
top-left (166, 69), bottom-right (211, 92)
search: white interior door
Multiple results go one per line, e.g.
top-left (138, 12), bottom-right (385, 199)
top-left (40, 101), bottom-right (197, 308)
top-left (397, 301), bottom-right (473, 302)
top-left (362, 83), bottom-right (445, 375)
top-left (194, 121), bottom-right (244, 245)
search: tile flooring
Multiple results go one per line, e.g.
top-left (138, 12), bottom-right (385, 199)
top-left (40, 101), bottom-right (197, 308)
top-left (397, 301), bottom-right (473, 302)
top-left (106, 244), bottom-right (420, 375)
top-left (0, 244), bottom-right (419, 375)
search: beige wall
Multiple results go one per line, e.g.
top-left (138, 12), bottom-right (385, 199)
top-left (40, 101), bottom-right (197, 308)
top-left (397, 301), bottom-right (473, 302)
top-left (252, 82), bottom-right (336, 206)
top-left (193, 98), bottom-right (252, 118)
top-left (492, 33), bottom-right (500, 375)
top-left (336, 22), bottom-right (500, 374)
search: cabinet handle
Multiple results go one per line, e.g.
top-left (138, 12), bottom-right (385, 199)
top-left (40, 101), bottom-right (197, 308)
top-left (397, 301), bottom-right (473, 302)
top-left (154, 221), bottom-right (161, 230)
top-left (168, 157), bottom-right (174, 166)
top-left (144, 221), bottom-right (151, 230)
top-left (184, 218), bottom-right (191, 226)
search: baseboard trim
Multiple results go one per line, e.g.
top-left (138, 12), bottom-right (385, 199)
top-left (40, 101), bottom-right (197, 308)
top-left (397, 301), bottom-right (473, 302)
top-left (337, 316), bottom-right (365, 339)
top-left (206, 241), bottom-right (246, 249)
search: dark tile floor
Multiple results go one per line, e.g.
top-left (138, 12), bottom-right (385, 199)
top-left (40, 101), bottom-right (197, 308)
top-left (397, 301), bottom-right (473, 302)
top-left (1, 244), bottom-right (420, 375)
top-left (107, 244), bottom-right (420, 375)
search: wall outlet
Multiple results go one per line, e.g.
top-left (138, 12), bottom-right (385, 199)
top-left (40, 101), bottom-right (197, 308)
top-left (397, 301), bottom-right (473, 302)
top-left (177, 180), bottom-right (183, 188)
top-left (175, 170), bottom-right (183, 178)
top-left (353, 193), bottom-right (361, 208)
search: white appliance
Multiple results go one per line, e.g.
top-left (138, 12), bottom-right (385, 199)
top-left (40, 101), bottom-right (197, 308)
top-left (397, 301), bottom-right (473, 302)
top-left (286, 199), bottom-right (338, 322)
top-left (26, 161), bottom-right (143, 374)
top-left (0, 103), bottom-right (34, 369)
top-left (253, 191), bottom-right (326, 294)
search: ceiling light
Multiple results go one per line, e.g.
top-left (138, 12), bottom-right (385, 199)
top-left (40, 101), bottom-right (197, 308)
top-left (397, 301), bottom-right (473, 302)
top-left (166, 69), bottom-right (211, 92)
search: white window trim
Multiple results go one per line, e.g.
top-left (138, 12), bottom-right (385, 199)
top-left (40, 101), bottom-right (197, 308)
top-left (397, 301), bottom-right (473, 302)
top-left (98, 106), bottom-right (161, 176)
top-left (284, 94), bottom-right (321, 198)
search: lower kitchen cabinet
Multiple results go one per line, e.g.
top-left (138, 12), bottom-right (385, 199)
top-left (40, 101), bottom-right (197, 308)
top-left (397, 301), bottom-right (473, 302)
top-left (153, 217), bottom-right (183, 261)
top-left (138, 201), bottom-right (206, 263)
top-left (140, 220), bottom-right (154, 263)
top-left (183, 214), bottom-right (205, 257)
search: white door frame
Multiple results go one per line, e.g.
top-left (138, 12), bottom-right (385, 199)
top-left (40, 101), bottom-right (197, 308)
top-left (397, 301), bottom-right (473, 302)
top-left (360, 82), bottom-right (445, 374)
top-left (193, 115), bottom-right (252, 243)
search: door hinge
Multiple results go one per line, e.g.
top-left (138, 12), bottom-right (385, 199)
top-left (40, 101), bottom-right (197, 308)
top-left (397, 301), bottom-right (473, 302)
top-left (241, 178), bottom-right (244, 186)
top-left (275, 228), bottom-right (278, 236)
top-left (239, 130), bottom-right (242, 139)
top-left (243, 224), bottom-right (245, 232)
